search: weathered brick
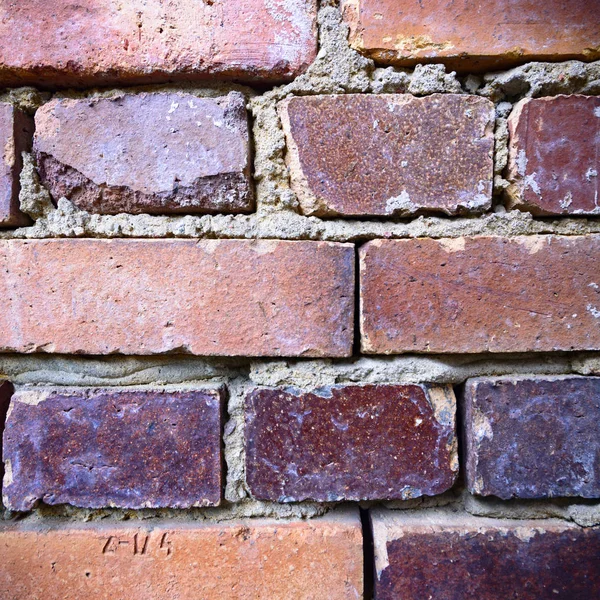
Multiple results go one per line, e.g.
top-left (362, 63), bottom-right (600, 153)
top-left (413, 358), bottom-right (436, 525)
top-left (0, 381), bottom-right (12, 495)
top-left (371, 508), bottom-right (600, 600)
top-left (0, 103), bottom-right (33, 227)
top-left (506, 95), bottom-right (600, 215)
top-left (360, 235), bottom-right (600, 354)
top-left (0, 239), bottom-right (354, 357)
top-left (341, 0), bottom-right (600, 71)
top-left (34, 92), bottom-right (253, 215)
top-left (0, 0), bottom-right (317, 87)
top-left (0, 509), bottom-right (362, 599)
top-left (279, 94), bottom-right (494, 217)
top-left (2, 387), bottom-right (224, 510)
top-left (464, 376), bottom-right (600, 500)
top-left (245, 384), bottom-right (457, 502)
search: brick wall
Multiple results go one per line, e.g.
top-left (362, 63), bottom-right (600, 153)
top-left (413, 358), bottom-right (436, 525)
top-left (0, 1), bottom-right (599, 598)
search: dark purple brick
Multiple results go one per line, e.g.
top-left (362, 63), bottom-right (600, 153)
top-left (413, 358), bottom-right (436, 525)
top-left (371, 509), bottom-right (600, 600)
top-left (0, 381), bottom-right (13, 494)
top-left (464, 375), bottom-right (600, 500)
top-left (2, 387), bottom-right (224, 510)
top-left (245, 384), bottom-right (458, 502)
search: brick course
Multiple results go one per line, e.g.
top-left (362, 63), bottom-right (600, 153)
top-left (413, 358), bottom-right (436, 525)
top-left (0, 510), bottom-right (363, 599)
top-left (245, 384), bottom-right (458, 501)
top-left (360, 235), bottom-right (600, 354)
top-left (464, 376), bottom-right (600, 499)
top-left (0, 239), bottom-right (354, 357)
top-left (2, 387), bottom-right (225, 510)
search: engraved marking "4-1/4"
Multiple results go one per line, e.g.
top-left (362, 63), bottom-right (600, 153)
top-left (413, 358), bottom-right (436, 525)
top-left (102, 532), bottom-right (173, 557)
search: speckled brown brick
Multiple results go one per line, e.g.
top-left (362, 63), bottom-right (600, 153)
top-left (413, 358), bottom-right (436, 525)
top-left (371, 509), bottom-right (600, 600)
top-left (245, 384), bottom-right (458, 502)
top-left (0, 0), bottom-right (317, 88)
top-left (279, 94), bottom-right (494, 217)
top-left (0, 510), bottom-right (363, 600)
top-left (464, 376), bottom-right (600, 499)
top-left (0, 239), bottom-right (354, 357)
top-left (34, 92), bottom-right (253, 215)
top-left (341, 0), bottom-right (600, 72)
top-left (2, 387), bottom-right (224, 510)
top-left (506, 95), bottom-right (600, 215)
top-left (360, 235), bottom-right (600, 354)
top-left (0, 381), bottom-right (13, 494)
top-left (0, 103), bottom-right (33, 227)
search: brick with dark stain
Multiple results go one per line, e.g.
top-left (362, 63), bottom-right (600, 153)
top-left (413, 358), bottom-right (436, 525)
top-left (359, 235), bottom-right (600, 354)
top-left (506, 95), bottom-right (600, 215)
top-left (372, 508), bottom-right (600, 600)
top-left (0, 381), bottom-right (13, 494)
top-left (279, 94), bottom-right (494, 217)
top-left (2, 387), bottom-right (224, 510)
top-left (34, 92), bottom-right (253, 215)
top-left (464, 375), bottom-right (600, 499)
top-left (0, 103), bottom-right (33, 227)
top-left (245, 384), bottom-right (458, 502)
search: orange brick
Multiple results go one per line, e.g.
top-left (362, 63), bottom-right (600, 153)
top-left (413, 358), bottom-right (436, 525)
top-left (0, 511), bottom-right (363, 600)
top-left (341, 0), bottom-right (600, 71)
top-left (0, 239), bottom-right (354, 357)
top-left (0, 0), bottom-right (317, 87)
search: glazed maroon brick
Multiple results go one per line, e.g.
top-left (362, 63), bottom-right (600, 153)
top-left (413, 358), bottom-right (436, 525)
top-left (245, 384), bottom-right (458, 502)
top-left (34, 92), bottom-right (253, 215)
top-left (0, 239), bottom-right (354, 357)
top-left (371, 509), bottom-right (600, 600)
top-left (2, 387), bottom-right (224, 510)
top-left (341, 0), bottom-right (600, 71)
top-left (464, 375), bottom-right (600, 499)
top-left (359, 235), bottom-right (600, 354)
top-left (0, 103), bottom-right (33, 227)
top-left (279, 94), bottom-right (494, 217)
top-left (506, 95), bottom-right (600, 215)
top-left (0, 0), bottom-right (317, 87)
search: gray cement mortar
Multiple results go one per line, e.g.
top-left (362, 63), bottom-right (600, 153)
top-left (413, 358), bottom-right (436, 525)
top-left (1, 1), bottom-right (600, 525)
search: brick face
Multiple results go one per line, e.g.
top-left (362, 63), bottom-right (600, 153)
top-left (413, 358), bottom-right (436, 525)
top-left (464, 376), bottom-right (600, 499)
top-left (2, 387), bottom-right (224, 510)
top-left (506, 95), bottom-right (600, 215)
top-left (0, 381), bottom-right (12, 492)
top-left (279, 94), bottom-right (494, 217)
top-left (0, 510), bottom-right (363, 600)
top-left (360, 235), bottom-right (600, 354)
top-left (34, 92), bottom-right (254, 215)
top-left (371, 509), bottom-right (600, 600)
top-left (0, 239), bottom-right (354, 357)
top-left (245, 384), bottom-right (458, 502)
top-left (0, 103), bottom-right (33, 227)
top-left (0, 0), bottom-right (318, 87)
top-left (341, 0), bottom-right (600, 71)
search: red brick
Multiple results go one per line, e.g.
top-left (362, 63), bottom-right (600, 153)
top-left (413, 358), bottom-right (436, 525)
top-left (0, 239), bottom-right (354, 357)
top-left (0, 381), bottom-right (12, 494)
top-left (0, 510), bottom-right (363, 599)
top-left (0, 103), bottom-right (33, 227)
top-left (245, 384), bottom-right (458, 502)
top-left (360, 235), bottom-right (600, 354)
top-left (464, 376), bottom-right (600, 499)
top-left (371, 508), bottom-right (600, 600)
top-left (34, 93), bottom-right (253, 215)
top-left (341, 0), bottom-right (600, 72)
top-left (506, 95), bottom-right (600, 215)
top-left (279, 94), bottom-right (494, 217)
top-left (2, 387), bottom-right (224, 511)
top-left (0, 0), bottom-right (317, 87)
